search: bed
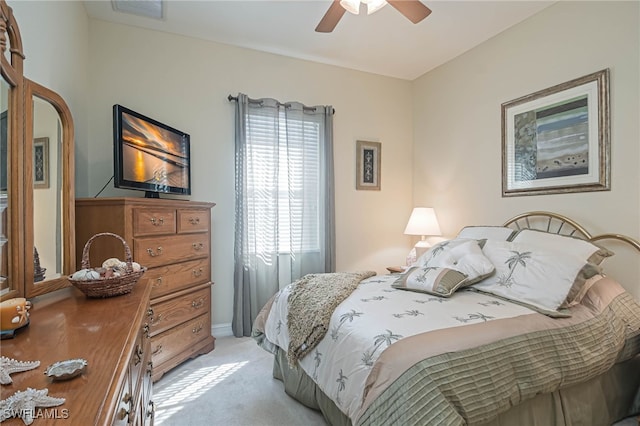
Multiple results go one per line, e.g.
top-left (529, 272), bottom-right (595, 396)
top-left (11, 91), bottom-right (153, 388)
top-left (252, 211), bottom-right (640, 426)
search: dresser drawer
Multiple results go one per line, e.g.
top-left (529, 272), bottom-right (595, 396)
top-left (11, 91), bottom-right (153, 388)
top-left (133, 208), bottom-right (177, 237)
top-left (150, 312), bottom-right (210, 367)
top-left (134, 234), bottom-right (209, 268)
top-left (149, 286), bottom-right (210, 336)
top-left (145, 258), bottom-right (210, 299)
top-left (177, 209), bottom-right (210, 234)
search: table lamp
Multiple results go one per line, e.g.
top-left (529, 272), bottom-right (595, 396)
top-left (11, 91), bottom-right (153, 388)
top-left (404, 207), bottom-right (442, 264)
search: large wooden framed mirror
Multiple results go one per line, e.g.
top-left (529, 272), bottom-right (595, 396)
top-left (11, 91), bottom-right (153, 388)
top-left (24, 79), bottom-right (75, 297)
top-left (0, 0), bottom-right (75, 300)
top-left (0, 0), bottom-right (25, 300)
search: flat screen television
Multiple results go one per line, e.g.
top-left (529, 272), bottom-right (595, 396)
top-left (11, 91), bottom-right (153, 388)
top-left (113, 104), bottom-right (191, 198)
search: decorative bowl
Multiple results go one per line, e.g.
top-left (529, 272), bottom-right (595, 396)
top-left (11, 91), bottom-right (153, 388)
top-left (44, 359), bottom-right (88, 381)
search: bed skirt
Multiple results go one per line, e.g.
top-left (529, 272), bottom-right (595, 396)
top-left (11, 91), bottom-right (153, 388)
top-left (271, 347), bottom-right (640, 426)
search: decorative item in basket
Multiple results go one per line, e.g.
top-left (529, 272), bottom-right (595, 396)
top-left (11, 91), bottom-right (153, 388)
top-left (69, 232), bottom-right (146, 298)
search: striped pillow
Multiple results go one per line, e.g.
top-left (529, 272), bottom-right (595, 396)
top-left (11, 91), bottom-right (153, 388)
top-left (392, 266), bottom-right (469, 297)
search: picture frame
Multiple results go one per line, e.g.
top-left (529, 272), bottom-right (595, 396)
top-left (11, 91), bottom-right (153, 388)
top-left (356, 140), bottom-right (381, 190)
top-left (33, 137), bottom-right (49, 189)
top-left (501, 69), bottom-right (610, 197)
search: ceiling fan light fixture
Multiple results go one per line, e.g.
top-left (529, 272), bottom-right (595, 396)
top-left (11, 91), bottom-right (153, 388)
top-left (365, 0), bottom-right (387, 15)
top-left (340, 0), bottom-right (361, 15)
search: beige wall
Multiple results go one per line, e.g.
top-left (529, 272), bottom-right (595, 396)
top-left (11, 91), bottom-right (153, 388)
top-left (9, 0), bottom-right (90, 195)
top-left (86, 20), bottom-right (415, 328)
top-left (411, 1), bottom-right (640, 298)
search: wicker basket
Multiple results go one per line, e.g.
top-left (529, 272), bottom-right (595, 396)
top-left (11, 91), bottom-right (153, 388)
top-left (69, 232), bottom-right (146, 298)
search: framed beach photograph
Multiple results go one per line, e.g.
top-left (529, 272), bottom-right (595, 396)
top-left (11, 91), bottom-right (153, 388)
top-left (356, 140), bottom-right (381, 190)
top-left (33, 137), bottom-right (49, 189)
top-left (501, 69), bottom-right (610, 197)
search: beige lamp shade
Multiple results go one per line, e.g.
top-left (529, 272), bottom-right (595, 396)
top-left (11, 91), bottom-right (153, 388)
top-left (404, 207), bottom-right (441, 262)
top-left (404, 207), bottom-right (441, 237)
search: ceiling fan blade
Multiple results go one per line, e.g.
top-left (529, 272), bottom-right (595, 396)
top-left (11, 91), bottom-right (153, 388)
top-left (315, 0), bottom-right (347, 33)
top-left (387, 0), bottom-right (432, 24)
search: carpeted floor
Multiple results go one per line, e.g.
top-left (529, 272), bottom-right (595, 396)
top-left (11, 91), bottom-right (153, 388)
top-left (154, 336), bottom-right (639, 426)
top-left (153, 336), bottom-right (326, 426)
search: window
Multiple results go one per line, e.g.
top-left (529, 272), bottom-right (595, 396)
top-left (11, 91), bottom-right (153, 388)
top-left (244, 107), bottom-right (323, 254)
top-left (232, 93), bottom-right (334, 337)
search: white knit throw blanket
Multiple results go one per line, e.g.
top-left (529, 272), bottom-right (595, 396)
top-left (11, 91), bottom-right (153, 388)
top-left (286, 271), bottom-right (376, 367)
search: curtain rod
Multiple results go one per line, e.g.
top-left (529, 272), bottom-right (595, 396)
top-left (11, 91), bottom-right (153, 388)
top-left (227, 94), bottom-right (335, 115)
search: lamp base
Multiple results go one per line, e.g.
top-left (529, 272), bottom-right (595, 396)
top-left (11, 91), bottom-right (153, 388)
top-left (406, 247), bottom-right (417, 266)
top-left (414, 240), bottom-right (433, 259)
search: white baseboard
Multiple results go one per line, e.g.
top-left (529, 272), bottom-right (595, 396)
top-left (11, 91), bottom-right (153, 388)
top-left (212, 322), bottom-right (233, 337)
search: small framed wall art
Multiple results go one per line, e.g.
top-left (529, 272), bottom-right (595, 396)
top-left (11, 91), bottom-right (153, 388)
top-left (356, 140), bottom-right (381, 190)
top-left (501, 69), bottom-right (610, 197)
top-left (33, 137), bottom-right (50, 189)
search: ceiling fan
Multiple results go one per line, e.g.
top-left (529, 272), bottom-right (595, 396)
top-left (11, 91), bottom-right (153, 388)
top-left (316, 0), bottom-right (432, 33)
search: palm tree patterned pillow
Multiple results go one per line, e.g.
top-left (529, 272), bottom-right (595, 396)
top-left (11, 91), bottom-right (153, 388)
top-left (414, 239), bottom-right (495, 282)
top-left (395, 239), bottom-right (496, 297)
top-left (392, 266), bottom-right (469, 297)
top-left (474, 239), bottom-right (602, 314)
top-left (511, 229), bottom-right (613, 265)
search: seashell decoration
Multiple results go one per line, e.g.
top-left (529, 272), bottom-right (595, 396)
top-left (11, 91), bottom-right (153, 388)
top-left (0, 357), bottom-right (40, 385)
top-left (0, 388), bottom-right (65, 425)
top-left (71, 258), bottom-right (141, 282)
top-left (101, 258), bottom-right (122, 269)
top-left (70, 269), bottom-right (100, 281)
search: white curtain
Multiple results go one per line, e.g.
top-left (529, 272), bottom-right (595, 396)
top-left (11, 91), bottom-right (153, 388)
top-left (232, 93), bottom-right (335, 337)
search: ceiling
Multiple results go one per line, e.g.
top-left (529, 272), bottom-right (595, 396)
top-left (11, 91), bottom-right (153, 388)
top-left (83, 0), bottom-right (554, 81)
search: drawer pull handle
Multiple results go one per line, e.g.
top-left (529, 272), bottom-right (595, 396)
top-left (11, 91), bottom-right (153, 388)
top-left (147, 360), bottom-right (153, 375)
top-left (147, 307), bottom-right (154, 317)
top-left (118, 407), bottom-right (130, 421)
top-left (192, 242), bottom-right (204, 251)
top-left (192, 324), bottom-right (203, 334)
top-left (143, 323), bottom-right (150, 335)
top-left (134, 344), bottom-right (144, 366)
top-left (191, 298), bottom-right (205, 309)
top-left (152, 277), bottom-right (163, 288)
top-left (119, 393), bottom-right (133, 421)
top-left (152, 344), bottom-right (163, 355)
top-left (150, 313), bottom-right (163, 325)
top-left (147, 247), bottom-right (163, 257)
top-left (147, 401), bottom-right (155, 418)
top-left (192, 268), bottom-right (203, 277)
top-left (189, 217), bottom-right (200, 225)
top-left (150, 217), bottom-right (165, 226)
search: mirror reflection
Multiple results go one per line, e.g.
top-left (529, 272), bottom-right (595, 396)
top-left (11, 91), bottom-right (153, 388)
top-left (0, 79), bottom-right (7, 295)
top-left (32, 95), bottom-right (63, 282)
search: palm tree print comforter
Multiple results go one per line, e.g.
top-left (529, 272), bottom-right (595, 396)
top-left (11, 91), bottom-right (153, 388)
top-left (254, 274), bottom-right (640, 425)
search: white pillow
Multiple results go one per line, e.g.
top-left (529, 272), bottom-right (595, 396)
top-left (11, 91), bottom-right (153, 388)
top-left (511, 229), bottom-right (613, 265)
top-left (456, 226), bottom-right (515, 241)
top-left (474, 240), bottom-right (601, 314)
top-left (415, 239), bottom-right (495, 285)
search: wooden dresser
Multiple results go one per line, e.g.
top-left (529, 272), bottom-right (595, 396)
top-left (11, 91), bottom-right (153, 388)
top-left (0, 284), bottom-right (153, 425)
top-left (75, 198), bottom-right (216, 381)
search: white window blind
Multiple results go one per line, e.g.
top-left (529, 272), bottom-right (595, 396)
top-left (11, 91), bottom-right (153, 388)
top-left (245, 108), bottom-right (321, 253)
